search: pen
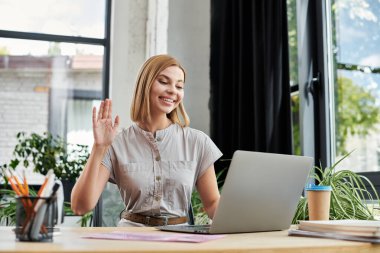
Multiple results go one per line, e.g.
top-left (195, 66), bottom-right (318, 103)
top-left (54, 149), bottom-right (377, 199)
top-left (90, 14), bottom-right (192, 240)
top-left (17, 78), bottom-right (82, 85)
top-left (37, 170), bottom-right (54, 197)
top-left (29, 199), bottom-right (48, 241)
top-left (29, 183), bottom-right (60, 241)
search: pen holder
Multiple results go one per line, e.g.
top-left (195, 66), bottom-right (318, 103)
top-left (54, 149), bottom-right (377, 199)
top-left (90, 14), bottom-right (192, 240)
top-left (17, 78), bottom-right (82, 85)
top-left (15, 196), bottom-right (57, 242)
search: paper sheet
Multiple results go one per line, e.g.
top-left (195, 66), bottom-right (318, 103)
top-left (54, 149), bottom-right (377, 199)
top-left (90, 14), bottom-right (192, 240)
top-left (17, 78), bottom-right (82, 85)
top-left (82, 231), bottom-right (225, 243)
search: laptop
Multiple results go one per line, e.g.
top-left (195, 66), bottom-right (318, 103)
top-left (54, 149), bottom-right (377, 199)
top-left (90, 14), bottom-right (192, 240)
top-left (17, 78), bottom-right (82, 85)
top-left (158, 150), bottom-right (313, 234)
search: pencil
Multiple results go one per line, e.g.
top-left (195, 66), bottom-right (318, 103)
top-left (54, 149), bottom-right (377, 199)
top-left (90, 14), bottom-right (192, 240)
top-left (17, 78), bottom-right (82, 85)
top-left (5, 171), bottom-right (22, 196)
top-left (9, 170), bottom-right (26, 196)
top-left (23, 170), bottom-right (29, 195)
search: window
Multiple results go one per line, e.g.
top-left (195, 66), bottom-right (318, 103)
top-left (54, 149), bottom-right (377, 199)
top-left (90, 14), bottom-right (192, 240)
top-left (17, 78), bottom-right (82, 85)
top-left (0, 0), bottom-right (106, 38)
top-left (331, 0), bottom-right (380, 173)
top-left (293, 0), bottom-right (380, 194)
top-left (0, 0), bottom-right (110, 166)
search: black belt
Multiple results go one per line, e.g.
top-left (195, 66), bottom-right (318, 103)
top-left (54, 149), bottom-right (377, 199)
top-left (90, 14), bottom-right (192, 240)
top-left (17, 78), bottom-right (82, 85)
top-left (121, 211), bottom-right (188, 226)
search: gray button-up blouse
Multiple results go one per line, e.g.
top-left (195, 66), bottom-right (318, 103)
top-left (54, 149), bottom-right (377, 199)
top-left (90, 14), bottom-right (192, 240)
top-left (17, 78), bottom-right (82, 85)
top-left (101, 123), bottom-right (223, 218)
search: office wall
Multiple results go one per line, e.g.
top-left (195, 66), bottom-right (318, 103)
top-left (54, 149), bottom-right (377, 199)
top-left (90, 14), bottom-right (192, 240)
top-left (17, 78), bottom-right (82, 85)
top-left (167, 0), bottom-right (211, 134)
top-left (110, 0), bottom-right (211, 135)
top-left (110, 0), bottom-right (148, 129)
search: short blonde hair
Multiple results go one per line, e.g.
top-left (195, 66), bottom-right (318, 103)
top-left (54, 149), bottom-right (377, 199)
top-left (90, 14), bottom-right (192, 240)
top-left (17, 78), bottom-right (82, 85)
top-left (130, 54), bottom-right (190, 127)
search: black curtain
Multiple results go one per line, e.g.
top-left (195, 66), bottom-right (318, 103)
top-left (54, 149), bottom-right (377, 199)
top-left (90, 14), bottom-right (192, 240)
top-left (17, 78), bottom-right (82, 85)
top-left (210, 0), bottom-right (292, 160)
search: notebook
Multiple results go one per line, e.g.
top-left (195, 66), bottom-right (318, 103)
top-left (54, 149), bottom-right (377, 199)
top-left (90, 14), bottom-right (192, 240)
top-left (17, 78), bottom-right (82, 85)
top-left (158, 150), bottom-right (313, 234)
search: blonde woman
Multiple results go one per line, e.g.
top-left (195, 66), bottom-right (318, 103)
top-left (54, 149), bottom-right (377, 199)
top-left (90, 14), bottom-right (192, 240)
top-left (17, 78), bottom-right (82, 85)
top-left (71, 55), bottom-right (222, 227)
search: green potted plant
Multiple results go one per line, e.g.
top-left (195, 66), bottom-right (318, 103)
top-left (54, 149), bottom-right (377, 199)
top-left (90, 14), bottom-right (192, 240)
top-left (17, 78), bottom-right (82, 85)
top-left (0, 188), bottom-right (17, 225)
top-left (0, 131), bottom-right (92, 226)
top-left (292, 152), bottom-right (380, 224)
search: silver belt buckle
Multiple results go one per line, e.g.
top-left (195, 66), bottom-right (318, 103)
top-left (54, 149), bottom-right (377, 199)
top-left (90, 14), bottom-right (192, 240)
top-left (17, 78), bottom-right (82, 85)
top-left (163, 216), bottom-right (168, 226)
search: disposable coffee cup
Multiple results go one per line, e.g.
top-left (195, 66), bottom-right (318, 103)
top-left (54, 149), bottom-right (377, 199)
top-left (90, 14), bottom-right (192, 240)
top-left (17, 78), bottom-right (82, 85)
top-left (305, 185), bottom-right (332, 220)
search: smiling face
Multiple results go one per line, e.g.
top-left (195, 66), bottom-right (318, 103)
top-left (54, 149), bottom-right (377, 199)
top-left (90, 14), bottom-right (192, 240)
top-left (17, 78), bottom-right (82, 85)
top-left (131, 55), bottom-right (190, 126)
top-left (149, 66), bottom-right (185, 117)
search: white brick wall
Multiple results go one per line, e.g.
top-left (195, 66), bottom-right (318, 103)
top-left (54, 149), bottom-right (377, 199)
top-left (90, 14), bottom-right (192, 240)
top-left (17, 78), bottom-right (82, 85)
top-left (0, 71), bottom-right (49, 164)
top-left (0, 67), bottom-right (101, 165)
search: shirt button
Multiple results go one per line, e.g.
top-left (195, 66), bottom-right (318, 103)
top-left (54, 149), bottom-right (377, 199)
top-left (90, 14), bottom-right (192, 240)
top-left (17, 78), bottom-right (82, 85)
top-left (155, 156), bottom-right (161, 161)
top-left (156, 137), bottom-right (161, 142)
top-left (155, 196), bottom-right (161, 201)
top-left (156, 176), bottom-right (161, 181)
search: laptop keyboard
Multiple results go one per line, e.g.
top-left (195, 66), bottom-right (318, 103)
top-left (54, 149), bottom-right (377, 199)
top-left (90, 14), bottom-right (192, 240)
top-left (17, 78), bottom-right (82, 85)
top-left (159, 225), bottom-right (211, 234)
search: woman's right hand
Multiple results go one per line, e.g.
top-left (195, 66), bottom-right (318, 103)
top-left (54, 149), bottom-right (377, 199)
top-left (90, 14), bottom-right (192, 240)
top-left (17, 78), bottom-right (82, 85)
top-left (72, 99), bottom-right (116, 214)
top-left (92, 99), bottom-right (120, 147)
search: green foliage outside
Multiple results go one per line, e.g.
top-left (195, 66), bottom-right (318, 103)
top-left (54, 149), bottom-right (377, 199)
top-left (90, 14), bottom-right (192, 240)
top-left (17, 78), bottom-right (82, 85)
top-left (291, 95), bottom-right (301, 155)
top-left (335, 77), bottom-right (380, 155)
top-left (287, 0), bottom-right (298, 84)
top-left (291, 77), bottom-right (380, 156)
top-left (287, 0), bottom-right (301, 156)
top-left (287, 0), bottom-right (380, 156)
